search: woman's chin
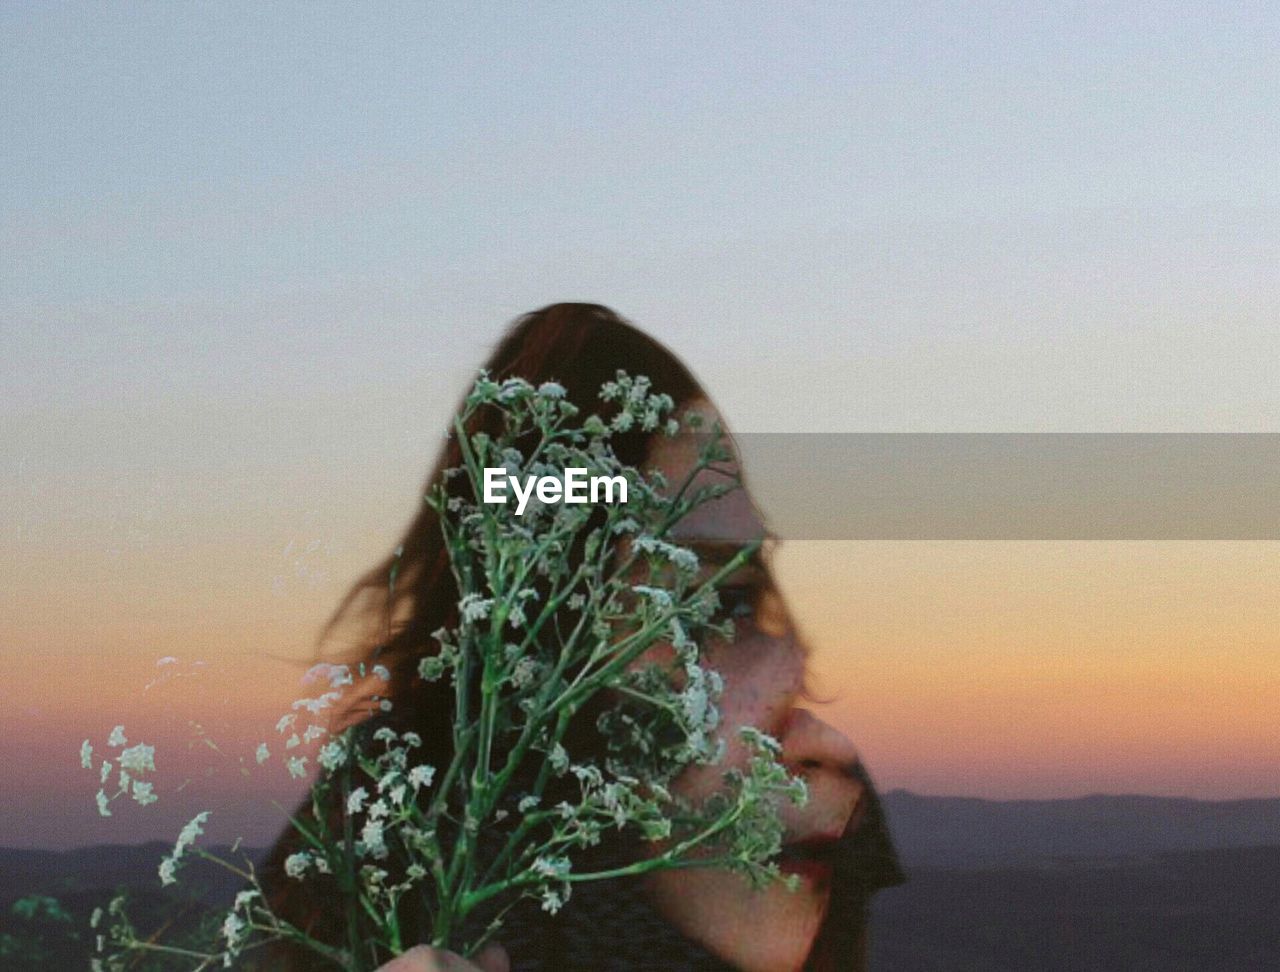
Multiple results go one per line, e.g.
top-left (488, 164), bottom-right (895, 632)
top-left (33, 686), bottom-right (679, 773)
top-left (645, 866), bottom-right (829, 972)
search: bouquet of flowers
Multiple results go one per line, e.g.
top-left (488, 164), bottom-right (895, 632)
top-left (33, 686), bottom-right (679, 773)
top-left (84, 373), bottom-right (806, 971)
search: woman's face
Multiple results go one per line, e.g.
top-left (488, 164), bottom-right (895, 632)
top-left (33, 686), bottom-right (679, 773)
top-left (638, 399), bottom-right (867, 972)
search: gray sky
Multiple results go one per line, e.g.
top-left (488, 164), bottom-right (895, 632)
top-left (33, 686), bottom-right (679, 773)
top-left (4, 1), bottom-right (1278, 439)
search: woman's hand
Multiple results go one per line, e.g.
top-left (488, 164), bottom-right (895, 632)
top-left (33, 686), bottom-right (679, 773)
top-left (376, 944), bottom-right (510, 972)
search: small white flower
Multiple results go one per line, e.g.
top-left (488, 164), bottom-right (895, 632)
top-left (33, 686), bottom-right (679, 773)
top-left (549, 744), bottom-right (570, 774)
top-left (570, 763), bottom-right (603, 787)
top-left (233, 889), bottom-right (259, 911)
top-left (286, 755), bottom-right (308, 779)
top-left (276, 714), bottom-right (296, 734)
top-left (361, 819), bottom-right (387, 859)
top-left (372, 664), bottom-right (390, 681)
top-left (285, 733), bottom-right (301, 749)
top-left (107, 725), bottom-right (127, 747)
top-left (302, 724), bottom-right (327, 743)
top-left (407, 765), bottom-right (435, 789)
top-left (99, 760), bottom-right (111, 784)
top-left (255, 742), bottom-right (270, 765)
top-left (347, 786), bottom-right (368, 814)
top-left (632, 584), bottom-right (673, 607)
top-left (538, 381), bottom-right (566, 399)
top-left (669, 618), bottom-right (693, 651)
top-left (221, 911), bottom-right (246, 948)
top-left (174, 811), bottom-right (210, 856)
top-left (458, 593), bottom-right (492, 624)
top-left (317, 741), bottom-right (346, 771)
top-left (681, 682), bottom-right (710, 725)
top-left (510, 657), bottom-right (539, 689)
top-left (367, 798), bottom-right (390, 821)
top-left (292, 691), bottom-right (341, 714)
top-left (95, 789), bottom-right (111, 817)
top-left (532, 855), bottom-right (569, 878)
top-left (118, 743), bottom-right (156, 774)
top-left (738, 726), bottom-right (783, 757)
top-left (540, 889), bottom-right (564, 915)
top-left (303, 662), bottom-right (349, 687)
top-left (669, 546), bottom-right (699, 573)
top-left (80, 739), bottom-right (94, 770)
top-left (89, 906), bottom-right (103, 929)
top-left (401, 731), bottom-right (421, 748)
top-left (131, 781), bottom-right (157, 806)
top-left (283, 852), bottom-right (311, 879)
top-left (158, 856), bottom-right (177, 886)
top-left (372, 726), bottom-right (396, 744)
top-left (498, 376), bottom-right (532, 401)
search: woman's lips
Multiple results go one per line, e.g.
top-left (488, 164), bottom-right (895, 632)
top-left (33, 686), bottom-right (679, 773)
top-left (778, 835), bottom-right (840, 885)
top-left (778, 780), bottom-right (867, 887)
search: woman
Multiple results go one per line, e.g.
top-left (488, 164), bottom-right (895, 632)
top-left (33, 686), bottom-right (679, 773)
top-left (266, 304), bottom-right (903, 971)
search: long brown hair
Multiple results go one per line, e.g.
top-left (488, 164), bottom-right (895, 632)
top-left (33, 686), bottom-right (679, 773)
top-left (263, 303), bottom-right (709, 963)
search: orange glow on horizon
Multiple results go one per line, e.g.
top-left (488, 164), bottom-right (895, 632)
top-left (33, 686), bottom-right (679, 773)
top-left (775, 541), bottom-right (1280, 799)
top-left (4, 534), bottom-right (1279, 847)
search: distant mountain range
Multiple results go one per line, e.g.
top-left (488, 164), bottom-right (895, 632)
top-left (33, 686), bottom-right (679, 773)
top-left (0, 842), bottom-right (257, 907)
top-left (880, 790), bottom-right (1280, 867)
top-left (5, 791), bottom-right (1280, 888)
top-left (5, 794), bottom-right (1280, 970)
top-left (871, 844), bottom-right (1280, 971)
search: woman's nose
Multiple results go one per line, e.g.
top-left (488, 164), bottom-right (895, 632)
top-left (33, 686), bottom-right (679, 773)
top-left (777, 707), bottom-right (860, 775)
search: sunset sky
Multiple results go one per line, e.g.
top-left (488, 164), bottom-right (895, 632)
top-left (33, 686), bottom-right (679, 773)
top-left (4, 3), bottom-right (1279, 849)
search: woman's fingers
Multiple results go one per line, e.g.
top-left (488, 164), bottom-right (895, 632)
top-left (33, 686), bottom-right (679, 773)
top-left (375, 943), bottom-right (510, 972)
top-left (473, 943), bottom-right (511, 972)
top-left (375, 947), bottom-right (455, 972)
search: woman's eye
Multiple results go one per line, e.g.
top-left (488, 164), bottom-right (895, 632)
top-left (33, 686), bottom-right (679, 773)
top-left (719, 585), bottom-right (756, 619)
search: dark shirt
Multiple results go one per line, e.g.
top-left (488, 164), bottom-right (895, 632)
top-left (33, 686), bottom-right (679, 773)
top-left (500, 768), bottom-right (904, 972)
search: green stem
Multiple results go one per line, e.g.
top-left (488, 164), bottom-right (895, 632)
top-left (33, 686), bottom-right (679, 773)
top-left (339, 740), bottom-right (368, 972)
top-left (124, 938), bottom-right (220, 962)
